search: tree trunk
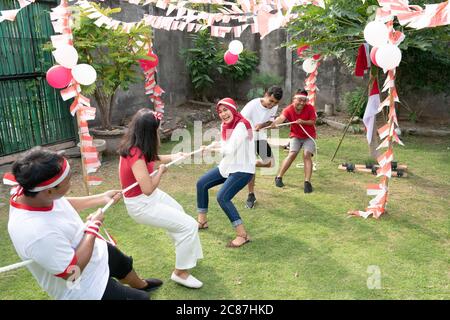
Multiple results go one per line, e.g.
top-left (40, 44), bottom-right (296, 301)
top-left (94, 87), bottom-right (112, 130)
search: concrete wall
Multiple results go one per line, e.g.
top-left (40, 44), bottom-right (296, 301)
top-left (90, 1), bottom-right (450, 127)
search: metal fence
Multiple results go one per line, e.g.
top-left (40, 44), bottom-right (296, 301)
top-left (0, 0), bottom-right (75, 156)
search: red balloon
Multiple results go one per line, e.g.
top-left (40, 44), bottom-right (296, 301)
top-left (46, 65), bottom-right (72, 89)
top-left (139, 51), bottom-right (159, 70)
top-left (224, 50), bottom-right (239, 65)
top-left (313, 54), bottom-right (322, 60)
top-left (370, 47), bottom-right (379, 67)
top-left (296, 45), bottom-right (310, 57)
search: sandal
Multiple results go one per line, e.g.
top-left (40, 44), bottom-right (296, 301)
top-left (198, 221), bottom-right (209, 230)
top-left (226, 234), bottom-right (251, 248)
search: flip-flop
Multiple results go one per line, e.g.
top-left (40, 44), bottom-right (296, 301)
top-left (226, 234), bottom-right (251, 248)
top-left (198, 221), bottom-right (209, 230)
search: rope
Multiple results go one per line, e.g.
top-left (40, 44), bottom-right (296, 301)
top-left (0, 260), bottom-right (33, 274)
top-left (0, 144), bottom-right (215, 274)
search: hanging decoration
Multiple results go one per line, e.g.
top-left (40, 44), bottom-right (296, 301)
top-left (348, 0), bottom-right (450, 219)
top-left (69, 0), bottom-right (326, 39)
top-left (48, 0), bottom-right (102, 192)
top-left (139, 47), bottom-right (165, 120)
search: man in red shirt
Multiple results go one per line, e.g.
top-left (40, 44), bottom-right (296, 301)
top-left (271, 89), bottom-right (317, 193)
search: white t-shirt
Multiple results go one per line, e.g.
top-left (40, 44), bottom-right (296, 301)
top-left (240, 98), bottom-right (278, 140)
top-left (8, 197), bottom-right (109, 300)
top-left (218, 122), bottom-right (256, 178)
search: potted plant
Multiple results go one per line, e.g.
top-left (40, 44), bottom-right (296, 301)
top-left (71, 3), bottom-right (153, 153)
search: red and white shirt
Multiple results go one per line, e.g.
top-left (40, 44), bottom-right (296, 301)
top-left (282, 103), bottom-right (317, 139)
top-left (8, 197), bottom-right (109, 300)
top-left (119, 147), bottom-right (155, 198)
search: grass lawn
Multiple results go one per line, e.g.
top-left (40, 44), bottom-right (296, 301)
top-left (0, 124), bottom-right (449, 300)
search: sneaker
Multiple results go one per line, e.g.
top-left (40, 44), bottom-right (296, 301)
top-left (171, 272), bottom-right (203, 289)
top-left (275, 177), bottom-right (285, 188)
top-left (245, 193), bottom-right (256, 209)
top-left (304, 181), bottom-right (313, 193)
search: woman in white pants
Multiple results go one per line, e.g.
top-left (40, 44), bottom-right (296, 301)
top-left (118, 108), bottom-right (203, 289)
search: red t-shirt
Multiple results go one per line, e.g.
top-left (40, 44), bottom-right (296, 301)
top-left (119, 147), bottom-right (155, 198)
top-left (282, 103), bottom-right (317, 139)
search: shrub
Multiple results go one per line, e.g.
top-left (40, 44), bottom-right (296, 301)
top-left (246, 72), bottom-right (283, 100)
top-left (343, 86), bottom-right (367, 118)
top-left (181, 31), bottom-right (258, 102)
top-left (180, 30), bottom-right (219, 101)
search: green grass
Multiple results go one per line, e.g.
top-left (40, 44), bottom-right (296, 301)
top-left (0, 125), bottom-right (449, 299)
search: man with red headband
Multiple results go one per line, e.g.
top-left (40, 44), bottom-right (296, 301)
top-left (6, 147), bottom-right (162, 299)
top-left (271, 89), bottom-right (317, 193)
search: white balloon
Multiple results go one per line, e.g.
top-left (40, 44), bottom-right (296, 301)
top-left (375, 44), bottom-right (402, 71)
top-left (228, 40), bottom-right (244, 55)
top-left (52, 45), bottom-right (78, 69)
top-left (364, 21), bottom-right (389, 48)
top-left (71, 64), bottom-right (97, 85)
top-left (302, 58), bottom-right (317, 73)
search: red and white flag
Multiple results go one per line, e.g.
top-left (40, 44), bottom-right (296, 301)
top-left (363, 79), bottom-right (381, 144)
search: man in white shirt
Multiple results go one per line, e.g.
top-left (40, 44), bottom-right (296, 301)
top-left (7, 147), bottom-right (162, 300)
top-left (240, 86), bottom-right (283, 208)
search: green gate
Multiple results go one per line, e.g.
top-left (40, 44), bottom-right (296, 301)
top-left (0, 0), bottom-right (76, 157)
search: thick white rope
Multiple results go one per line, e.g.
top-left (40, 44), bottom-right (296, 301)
top-left (0, 260), bottom-right (33, 274)
top-left (0, 144), bottom-right (214, 274)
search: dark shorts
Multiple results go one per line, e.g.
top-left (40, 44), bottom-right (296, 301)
top-left (255, 140), bottom-right (273, 163)
top-left (101, 244), bottom-right (149, 300)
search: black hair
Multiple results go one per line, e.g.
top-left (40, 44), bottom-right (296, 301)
top-left (296, 89), bottom-right (308, 96)
top-left (266, 86), bottom-right (283, 101)
top-left (119, 108), bottom-right (160, 162)
top-left (12, 147), bottom-right (64, 197)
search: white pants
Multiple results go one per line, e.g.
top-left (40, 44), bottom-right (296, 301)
top-left (124, 189), bottom-right (203, 270)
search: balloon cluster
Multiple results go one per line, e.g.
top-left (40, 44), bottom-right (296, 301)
top-left (364, 21), bottom-right (402, 71)
top-left (224, 40), bottom-right (243, 65)
top-left (46, 44), bottom-right (97, 89)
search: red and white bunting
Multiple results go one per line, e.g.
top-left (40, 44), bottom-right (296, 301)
top-left (80, 134), bottom-right (94, 147)
top-left (377, 0), bottom-right (449, 29)
top-left (140, 45), bottom-right (166, 120)
top-left (87, 176), bottom-right (103, 186)
top-left (367, 183), bottom-right (386, 196)
top-left (304, 61), bottom-right (320, 107)
top-left (80, 146), bottom-right (98, 159)
top-left (84, 158), bottom-right (101, 174)
top-left (74, 0), bottom-right (324, 39)
top-left (61, 84), bottom-right (81, 101)
top-left (377, 123), bottom-right (391, 140)
top-left (0, 0), bottom-right (36, 23)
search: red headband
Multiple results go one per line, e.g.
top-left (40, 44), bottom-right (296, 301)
top-left (3, 158), bottom-right (71, 192)
top-left (294, 93), bottom-right (308, 99)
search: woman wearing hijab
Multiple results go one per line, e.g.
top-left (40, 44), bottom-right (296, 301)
top-left (196, 98), bottom-right (256, 248)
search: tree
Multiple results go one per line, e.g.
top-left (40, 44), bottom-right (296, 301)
top-left (286, 0), bottom-right (449, 71)
top-left (286, 0), bottom-right (450, 158)
top-left (71, 3), bottom-right (152, 130)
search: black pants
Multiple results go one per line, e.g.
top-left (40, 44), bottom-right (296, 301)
top-left (101, 244), bottom-right (149, 300)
